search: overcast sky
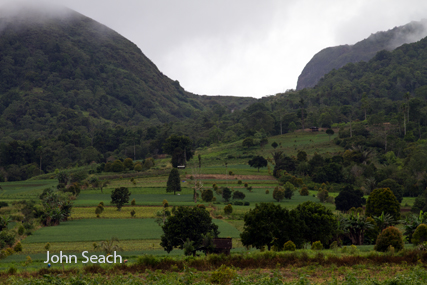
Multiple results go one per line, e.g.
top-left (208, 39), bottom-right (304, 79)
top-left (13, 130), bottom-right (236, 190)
top-left (2, 0), bottom-right (427, 98)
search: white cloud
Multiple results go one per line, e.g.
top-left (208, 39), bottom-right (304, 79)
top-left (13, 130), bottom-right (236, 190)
top-left (1, 0), bottom-right (427, 97)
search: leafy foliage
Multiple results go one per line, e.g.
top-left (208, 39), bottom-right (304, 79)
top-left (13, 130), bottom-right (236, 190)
top-left (374, 226), bottom-right (404, 252)
top-left (160, 206), bottom-right (219, 256)
top-left (110, 187), bottom-right (131, 211)
top-left (366, 188), bottom-right (400, 220)
top-left (240, 203), bottom-right (304, 250)
top-left (166, 168), bottom-right (181, 195)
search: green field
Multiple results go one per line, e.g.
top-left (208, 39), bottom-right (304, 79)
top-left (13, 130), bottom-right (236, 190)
top-left (23, 218), bottom-right (241, 243)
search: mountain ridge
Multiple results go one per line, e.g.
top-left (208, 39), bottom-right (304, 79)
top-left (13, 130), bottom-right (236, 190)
top-left (296, 19), bottom-right (427, 90)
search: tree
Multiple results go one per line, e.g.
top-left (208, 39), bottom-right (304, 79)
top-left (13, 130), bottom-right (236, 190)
top-left (366, 188), bottom-right (400, 220)
top-left (273, 186), bottom-right (285, 202)
top-left (326, 128), bottom-right (335, 141)
top-left (166, 168), bottom-right (182, 195)
top-left (222, 187), bottom-right (231, 202)
top-left (295, 201), bottom-right (337, 246)
top-left (271, 142), bottom-right (278, 149)
top-left (160, 206), bottom-right (219, 256)
top-left (201, 189), bottom-right (213, 202)
top-left (232, 190), bottom-right (245, 200)
top-left (242, 137), bottom-right (254, 148)
top-left (284, 182), bottom-right (295, 199)
top-left (377, 179), bottom-right (403, 203)
top-left (111, 160), bottom-right (124, 172)
top-left (335, 186), bottom-right (365, 212)
top-left (163, 135), bottom-right (193, 167)
top-left (343, 213), bottom-right (374, 245)
top-left (123, 158), bottom-right (134, 170)
top-left (299, 98), bottom-right (305, 130)
top-left (110, 187), bottom-right (131, 211)
top-left (240, 203), bottom-right (304, 250)
top-left (248, 156), bottom-right (268, 172)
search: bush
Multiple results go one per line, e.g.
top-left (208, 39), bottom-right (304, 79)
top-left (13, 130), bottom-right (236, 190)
top-left (412, 224), bottom-right (427, 245)
top-left (366, 188), bottom-right (400, 220)
top-left (232, 190), bottom-right (245, 200)
top-left (131, 199), bottom-right (136, 206)
top-left (209, 264), bottom-right (237, 284)
top-left (311, 241), bottom-right (323, 250)
top-left (237, 180), bottom-right (242, 185)
top-left (374, 226), bottom-right (404, 252)
top-left (0, 231), bottom-right (15, 247)
top-left (163, 199), bottom-right (169, 207)
top-left (197, 204), bottom-right (206, 209)
top-left (224, 204), bottom-right (233, 215)
top-left (300, 187), bottom-right (309, 196)
top-left (99, 201), bottom-right (104, 206)
top-left (273, 186), bottom-right (285, 202)
top-left (13, 242), bottom-right (22, 252)
top-left (244, 202), bottom-right (250, 206)
top-left (283, 240), bottom-right (296, 251)
top-left (233, 201), bottom-right (243, 205)
top-left (330, 241), bottom-right (338, 250)
top-left (18, 226), bottom-right (25, 236)
top-left (265, 189), bottom-right (269, 194)
top-left (317, 189), bottom-right (329, 202)
top-left (202, 189), bottom-right (214, 202)
top-left (44, 243), bottom-right (50, 251)
top-left (130, 210), bottom-right (136, 217)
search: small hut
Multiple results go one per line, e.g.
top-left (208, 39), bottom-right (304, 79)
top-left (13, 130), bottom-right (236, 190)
top-left (309, 126), bottom-right (319, 132)
top-left (212, 238), bottom-right (232, 255)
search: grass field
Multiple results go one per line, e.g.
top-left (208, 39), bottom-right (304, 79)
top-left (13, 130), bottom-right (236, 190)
top-left (22, 218), bottom-right (241, 243)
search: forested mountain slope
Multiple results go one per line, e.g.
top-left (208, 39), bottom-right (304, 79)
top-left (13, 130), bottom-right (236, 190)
top-left (0, 4), bottom-right (255, 139)
top-left (297, 19), bottom-right (427, 90)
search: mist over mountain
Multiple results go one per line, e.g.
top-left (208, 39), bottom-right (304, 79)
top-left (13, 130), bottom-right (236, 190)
top-left (296, 19), bottom-right (427, 90)
top-left (0, 3), bottom-right (255, 142)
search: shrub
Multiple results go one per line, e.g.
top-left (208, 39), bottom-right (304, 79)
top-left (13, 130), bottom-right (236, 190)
top-left (131, 199), bottom-right (136, 206)
top-left (202, 189), bottom-right (214, 202)
top-left (283, 240), bottom-right (296, 251)
top-left (99, 201), bottom-right (104, 206)
top-left (300, 187), bottom-right (309, 196)
top-left (134, 164), bottom-right (143, 172)
top-left (273, 186), bottom-right (285, 202)
top-left (209, 264), bottom-right (237, 284)
top-left (18, 225), bottom-right (25, 236)
top-left (44, 243), bottom-right (50, 251)
top-left (244, 183), bottom-right (248, 188)
top-left (233, 201), bottom-right (243, 205)
top-left (130, 210), bottom-right (136, 217)
top-left (265, 189), bottom-right (269, 194)
top-left (163, 199), bottom-right (169, 207)
top-left (330, 241), bottom-right (338, 250)
top-left (137, 254), bottom-right (160, 266)
top-left (374, 226), bottom-right (404, 252)
top-left (13, 242), bottom-right (22, 252)
top-left (311, 241), bottom-right (323, 250)
top-left (349, 244), bottom-right (358, 255)
top-left (232, 190), bottom-right (245, 200)
top-left (412, 224), bottom-right (427, 245)
top-left (244, 202), bottom-right (250, 206)
top-left (95, 205), bottom-right (104, 216)
top-left (237, 180), bottom-right (242, 185)
top-left (366, 188), bottom-right (400, 220)
top-left (224, 204), bottom-right (233, 215)
top-left (317, 189), bottom-right (329, 202)
top-left (0, 231), bottom-right (15, 247)
top-left (197, 204), bottom-right (206, 209)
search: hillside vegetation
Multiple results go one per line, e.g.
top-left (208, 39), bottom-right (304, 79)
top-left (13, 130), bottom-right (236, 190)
top-left (297, 19), bottom-right (427, 90)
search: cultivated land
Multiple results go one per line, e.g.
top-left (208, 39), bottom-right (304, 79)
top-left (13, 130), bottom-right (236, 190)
top-left (0, 131), bottom-right (422, 284)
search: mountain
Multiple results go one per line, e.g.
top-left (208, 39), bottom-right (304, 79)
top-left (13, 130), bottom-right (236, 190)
top-left (0, 3), bottom-right (256, 140)
top-left (296, 19), bottom-right (427, 90)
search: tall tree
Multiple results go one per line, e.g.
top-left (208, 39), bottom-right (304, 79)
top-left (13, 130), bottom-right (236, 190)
top-left (166, 168), bottom-right (182, 195)
top-left (299, 98), bottom-right (305, 130)
top-left (248, 156), bottom-right (268, 172)
top-left (163, 135), bottom-right (193, 167)
top-left (160, 206), bottom-right (219, 256)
